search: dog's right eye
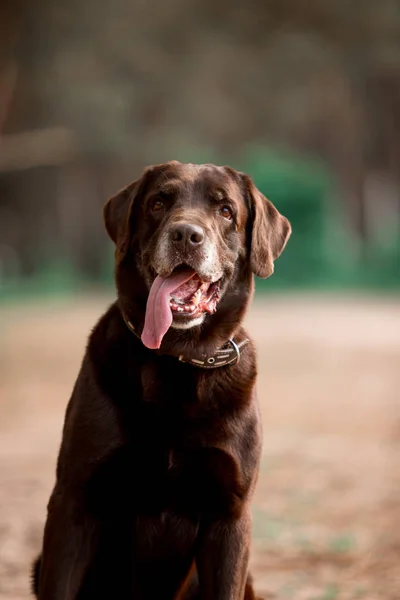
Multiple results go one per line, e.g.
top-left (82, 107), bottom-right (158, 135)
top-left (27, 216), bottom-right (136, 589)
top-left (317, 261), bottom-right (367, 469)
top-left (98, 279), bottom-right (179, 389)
top-left (152, 199), bottom-right (165, 211)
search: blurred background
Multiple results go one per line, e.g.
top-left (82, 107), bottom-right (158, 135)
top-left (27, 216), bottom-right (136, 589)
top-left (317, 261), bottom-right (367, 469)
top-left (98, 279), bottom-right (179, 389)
top-left (0, 1), bottom-right (399, 599)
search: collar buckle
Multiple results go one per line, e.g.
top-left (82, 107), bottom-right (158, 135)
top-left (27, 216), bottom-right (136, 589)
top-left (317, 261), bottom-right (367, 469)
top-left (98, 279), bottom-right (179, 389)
top-left (179, 337), bottom-right (249, 369)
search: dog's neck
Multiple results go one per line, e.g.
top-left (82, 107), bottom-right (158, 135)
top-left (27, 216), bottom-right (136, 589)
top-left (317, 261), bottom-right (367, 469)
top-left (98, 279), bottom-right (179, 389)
top-left (119, 308), bottom-right (250, 369)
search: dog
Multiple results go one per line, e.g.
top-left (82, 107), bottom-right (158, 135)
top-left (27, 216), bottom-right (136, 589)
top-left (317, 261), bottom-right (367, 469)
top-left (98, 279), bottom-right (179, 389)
top-left (32, 161), bottom-right (291, 599)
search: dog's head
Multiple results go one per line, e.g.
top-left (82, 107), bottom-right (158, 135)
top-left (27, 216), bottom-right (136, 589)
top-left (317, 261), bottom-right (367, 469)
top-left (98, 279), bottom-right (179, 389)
top-left (104, 161), bottom-right (291, 351)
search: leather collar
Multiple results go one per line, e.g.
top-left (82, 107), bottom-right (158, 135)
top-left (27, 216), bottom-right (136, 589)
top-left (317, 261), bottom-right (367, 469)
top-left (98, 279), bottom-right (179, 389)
top-left (122, 313), bottom-right (249, 369)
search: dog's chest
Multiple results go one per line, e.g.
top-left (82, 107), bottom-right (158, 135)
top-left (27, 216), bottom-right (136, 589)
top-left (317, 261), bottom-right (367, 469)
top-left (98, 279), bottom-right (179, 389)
top-left (109, 361), bottom-right (251, 517)
top-left (124, 399), bottom-right (244, 518)
top-left (138, 442), bottom-right (243, 519)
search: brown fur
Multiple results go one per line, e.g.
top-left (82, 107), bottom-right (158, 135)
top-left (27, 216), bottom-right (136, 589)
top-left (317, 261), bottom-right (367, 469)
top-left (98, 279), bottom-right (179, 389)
top-left (32, 161), bottom-right (290, 599)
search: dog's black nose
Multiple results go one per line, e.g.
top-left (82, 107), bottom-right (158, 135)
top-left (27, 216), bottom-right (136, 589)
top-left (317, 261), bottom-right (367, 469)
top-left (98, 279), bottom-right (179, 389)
top-left (170, 223), bottom-right (204, 247)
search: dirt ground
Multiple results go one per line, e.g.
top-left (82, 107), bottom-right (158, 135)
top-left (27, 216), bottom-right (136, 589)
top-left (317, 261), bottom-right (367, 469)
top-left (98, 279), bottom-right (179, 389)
top-left (1, 293), bottom-right (400, 600)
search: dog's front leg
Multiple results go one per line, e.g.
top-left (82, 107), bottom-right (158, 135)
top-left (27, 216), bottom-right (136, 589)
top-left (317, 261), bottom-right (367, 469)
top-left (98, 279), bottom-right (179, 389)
top-left (196, 509), bottom-right (252, 600)
top-left (37, 488), bottom-right (97, 600)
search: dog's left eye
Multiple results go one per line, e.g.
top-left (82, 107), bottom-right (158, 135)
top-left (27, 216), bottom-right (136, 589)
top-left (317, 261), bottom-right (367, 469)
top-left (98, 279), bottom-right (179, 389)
top-left (218, 205), bottom-right (233, 220)
top-left (152, 199), bottom-right (165, 211)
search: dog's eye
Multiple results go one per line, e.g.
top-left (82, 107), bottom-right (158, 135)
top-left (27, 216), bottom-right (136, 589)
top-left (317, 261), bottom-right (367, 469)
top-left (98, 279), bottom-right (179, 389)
top-left (218, 205), bottom-right (233, 220)
top-left (152, 199), bottom-right (165, 211)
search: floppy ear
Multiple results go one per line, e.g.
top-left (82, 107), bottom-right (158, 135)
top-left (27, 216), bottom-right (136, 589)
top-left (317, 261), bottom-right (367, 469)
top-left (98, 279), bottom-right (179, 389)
top-left (242, 174), bottom-right (291, 278)
top-left (103, 177), bottom-right (143, 259)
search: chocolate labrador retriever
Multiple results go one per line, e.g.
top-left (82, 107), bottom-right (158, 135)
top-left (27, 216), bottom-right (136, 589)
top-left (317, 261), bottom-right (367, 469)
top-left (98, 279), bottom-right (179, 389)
top-left (32, 161), bottom-right (291, 599)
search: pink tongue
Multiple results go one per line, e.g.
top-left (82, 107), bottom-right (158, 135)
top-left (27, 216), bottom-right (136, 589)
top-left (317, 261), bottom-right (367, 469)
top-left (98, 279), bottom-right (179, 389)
top-left (141, 268), bottom-right (196, 349)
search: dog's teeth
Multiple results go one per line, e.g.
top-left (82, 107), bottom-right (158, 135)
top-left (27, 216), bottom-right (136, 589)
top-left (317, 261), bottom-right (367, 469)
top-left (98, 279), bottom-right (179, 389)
top-left (189, 305), bottom-right (195, 312)
top-left (184, 305), bottom-right (190, 311)
top-left (191, 289), bottom-right (202, 306)
top-left (177, 307), bottom-right (184, 312)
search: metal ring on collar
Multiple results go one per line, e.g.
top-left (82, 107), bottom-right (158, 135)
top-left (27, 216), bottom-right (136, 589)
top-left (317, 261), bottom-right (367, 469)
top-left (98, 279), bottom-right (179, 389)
top-left (228, 338), bottom-right (241, 364)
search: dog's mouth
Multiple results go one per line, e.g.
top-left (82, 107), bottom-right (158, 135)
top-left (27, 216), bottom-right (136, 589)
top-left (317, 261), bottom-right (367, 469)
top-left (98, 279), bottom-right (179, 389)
top-left (141, 265), bottom-right (222, 350)
top-left (169, 266), bottom-right (220, 317)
